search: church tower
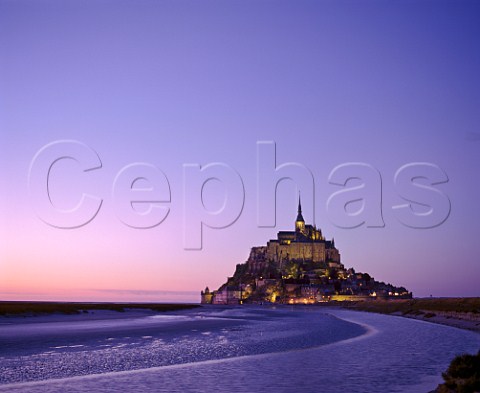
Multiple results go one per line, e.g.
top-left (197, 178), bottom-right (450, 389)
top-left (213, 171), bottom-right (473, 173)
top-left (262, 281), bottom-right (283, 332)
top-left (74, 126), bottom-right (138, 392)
top-left (295, 195), bottom-right (306, 235)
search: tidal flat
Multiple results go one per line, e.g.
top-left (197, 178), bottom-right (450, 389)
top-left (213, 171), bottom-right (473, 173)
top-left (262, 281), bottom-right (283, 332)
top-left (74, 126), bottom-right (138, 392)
top-left (1, 305), bottom-right (479, 393)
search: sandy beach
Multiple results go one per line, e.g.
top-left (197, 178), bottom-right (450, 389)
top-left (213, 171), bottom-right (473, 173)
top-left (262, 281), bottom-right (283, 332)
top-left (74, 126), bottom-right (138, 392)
top-left (330, 298), bottom-right (480, 333)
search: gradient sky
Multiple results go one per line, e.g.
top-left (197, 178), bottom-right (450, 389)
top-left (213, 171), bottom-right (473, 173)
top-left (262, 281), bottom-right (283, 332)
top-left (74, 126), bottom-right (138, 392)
top-left (1, 0), bottom-right (480, 302)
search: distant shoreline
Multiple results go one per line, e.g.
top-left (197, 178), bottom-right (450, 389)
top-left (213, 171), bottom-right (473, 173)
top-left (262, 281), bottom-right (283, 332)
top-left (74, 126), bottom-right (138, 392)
top-left (323, 297), bottom-right (480, 333)
top-left (2, 298), bottom-right (479, 334)
top-left (0, 301), bottom-right (200, 317)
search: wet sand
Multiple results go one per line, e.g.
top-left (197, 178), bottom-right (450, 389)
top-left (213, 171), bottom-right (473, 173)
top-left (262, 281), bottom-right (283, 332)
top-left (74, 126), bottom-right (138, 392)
top-left (330, 298), bottom-right (480, 333)
top-left (1, 307), bottom-right (479, 393)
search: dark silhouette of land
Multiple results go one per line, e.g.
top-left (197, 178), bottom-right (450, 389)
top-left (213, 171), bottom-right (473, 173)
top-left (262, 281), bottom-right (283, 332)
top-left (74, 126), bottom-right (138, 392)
top-left (434, 350), bottom-right (480, 393)
top-left (0, 301), bottom-right (199, 316)
top-left (332, 297), bottom-right (480, 333)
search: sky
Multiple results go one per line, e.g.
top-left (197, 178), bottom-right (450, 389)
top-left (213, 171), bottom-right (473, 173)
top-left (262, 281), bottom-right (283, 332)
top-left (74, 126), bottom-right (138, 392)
top-left (1, 0), bottom-right (480, 302)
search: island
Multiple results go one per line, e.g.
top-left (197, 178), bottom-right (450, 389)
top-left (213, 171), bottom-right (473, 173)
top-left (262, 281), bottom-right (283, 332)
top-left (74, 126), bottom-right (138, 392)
top-left (202, 197), bottom-right (411, 304)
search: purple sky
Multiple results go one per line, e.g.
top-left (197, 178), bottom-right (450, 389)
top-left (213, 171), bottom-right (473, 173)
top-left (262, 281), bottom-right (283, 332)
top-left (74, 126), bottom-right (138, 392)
top-left (1, 0), bottom-right (480, 301)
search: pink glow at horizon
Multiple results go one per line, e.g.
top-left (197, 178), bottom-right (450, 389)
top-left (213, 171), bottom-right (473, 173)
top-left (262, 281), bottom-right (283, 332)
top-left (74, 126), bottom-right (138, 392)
top-left (1, 0), bottom-right (480, 301)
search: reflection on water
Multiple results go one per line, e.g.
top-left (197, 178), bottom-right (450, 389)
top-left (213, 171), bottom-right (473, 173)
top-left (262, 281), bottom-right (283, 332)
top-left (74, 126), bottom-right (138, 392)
top-left (0, 306), bottom-right (479, 393)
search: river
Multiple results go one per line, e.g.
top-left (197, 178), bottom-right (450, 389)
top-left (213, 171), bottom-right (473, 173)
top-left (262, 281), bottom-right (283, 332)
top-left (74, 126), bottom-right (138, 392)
top-left (0, 306), bottom-right (479, 392)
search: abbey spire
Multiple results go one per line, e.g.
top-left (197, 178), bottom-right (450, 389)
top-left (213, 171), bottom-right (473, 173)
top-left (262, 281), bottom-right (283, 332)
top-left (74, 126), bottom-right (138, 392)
top-left (296, 194), bottom-right (304, 223)
top-left (295, 194), bottom-right (306, 234)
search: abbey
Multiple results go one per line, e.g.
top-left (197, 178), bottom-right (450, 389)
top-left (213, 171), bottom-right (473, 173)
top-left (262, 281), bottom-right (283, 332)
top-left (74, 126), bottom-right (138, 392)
top-left (202, 197), bottom-right (410, 304)
top-left (245, 197), bottom-right (343, 277)
top-left (271, 198), bottom-right (342, 268)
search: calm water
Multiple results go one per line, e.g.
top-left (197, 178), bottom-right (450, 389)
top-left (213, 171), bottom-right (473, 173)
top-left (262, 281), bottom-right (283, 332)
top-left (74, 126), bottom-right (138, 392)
top-left (0, 306), bottom-right (479, 392)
